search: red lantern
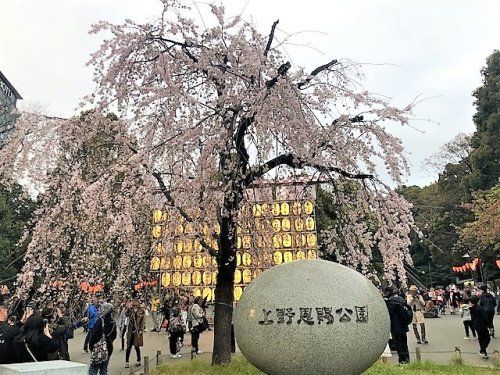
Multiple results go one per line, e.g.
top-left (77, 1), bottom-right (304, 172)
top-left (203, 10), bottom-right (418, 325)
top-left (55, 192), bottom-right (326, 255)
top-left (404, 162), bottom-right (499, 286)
top-left (470, 262), bottom-right (476, 271)
top-left (496, 259), bottom-right (500, 269)
top-left (465, 262), bottom-right (471, 270)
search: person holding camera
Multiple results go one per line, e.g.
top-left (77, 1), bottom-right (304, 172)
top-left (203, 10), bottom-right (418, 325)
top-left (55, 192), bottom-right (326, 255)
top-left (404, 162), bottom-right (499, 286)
top-left (407, 285), bottom-right (428, 344)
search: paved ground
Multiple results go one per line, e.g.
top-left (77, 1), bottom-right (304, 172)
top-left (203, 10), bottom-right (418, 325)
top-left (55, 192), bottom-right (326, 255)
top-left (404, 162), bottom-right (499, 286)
top-left (69, 313), bottom-right (500, 374)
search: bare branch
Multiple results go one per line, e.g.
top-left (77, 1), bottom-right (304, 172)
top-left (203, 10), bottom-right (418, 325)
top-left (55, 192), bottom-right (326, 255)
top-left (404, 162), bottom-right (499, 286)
top-left (264, 20), bottom-right (279, 58)
top-left (297, 59), bottom-right (339, 89)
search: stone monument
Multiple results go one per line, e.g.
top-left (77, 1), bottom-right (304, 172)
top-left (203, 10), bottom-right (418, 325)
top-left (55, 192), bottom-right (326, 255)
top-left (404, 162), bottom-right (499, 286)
top-left (234, 259), bottom-right (390, 375)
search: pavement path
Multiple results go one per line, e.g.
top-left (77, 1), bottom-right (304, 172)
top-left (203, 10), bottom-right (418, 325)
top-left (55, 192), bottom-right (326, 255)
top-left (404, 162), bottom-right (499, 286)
top-left (69, 313), bottom-right (500, 374)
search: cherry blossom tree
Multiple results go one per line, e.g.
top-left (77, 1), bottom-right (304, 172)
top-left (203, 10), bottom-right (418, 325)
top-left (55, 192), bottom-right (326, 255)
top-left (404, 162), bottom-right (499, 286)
top-left (0, 0), bottom-right (419, 365)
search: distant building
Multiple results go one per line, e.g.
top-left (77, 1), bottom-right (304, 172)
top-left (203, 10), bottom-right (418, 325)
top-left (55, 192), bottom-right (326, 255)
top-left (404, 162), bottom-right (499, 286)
top-left (0, 70), bottom-right (22, 148)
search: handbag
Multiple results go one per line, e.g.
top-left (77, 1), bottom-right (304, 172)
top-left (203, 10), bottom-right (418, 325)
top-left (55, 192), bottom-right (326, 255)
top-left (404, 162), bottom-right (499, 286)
top-left (90, 319), bottom-right (109, 366)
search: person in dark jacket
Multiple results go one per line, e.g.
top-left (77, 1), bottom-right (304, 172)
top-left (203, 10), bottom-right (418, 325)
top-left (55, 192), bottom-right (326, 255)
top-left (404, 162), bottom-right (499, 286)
top-left (384, 286), bottom-right (410, 364)
top-left (89, 302), bottom-right (117, 375)
top-left (49, 305), bottom-right (71, 360)
top-left (0, 306), bottom-right (22, 364)
top-left (13, 313), bottom-right (59, 362)
top-left (479, 285), bottom-right (497, 337)
top-left (470, 295), bottom-right (490, 359)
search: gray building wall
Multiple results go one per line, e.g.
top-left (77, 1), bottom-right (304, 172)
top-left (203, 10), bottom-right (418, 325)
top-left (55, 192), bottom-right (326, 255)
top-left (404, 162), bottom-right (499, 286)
top-left (0, 71), bottom-right (22, 148)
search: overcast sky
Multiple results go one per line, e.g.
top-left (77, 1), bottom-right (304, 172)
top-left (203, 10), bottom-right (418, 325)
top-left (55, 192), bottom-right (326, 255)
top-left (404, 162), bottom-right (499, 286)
top-left (1, 0), bottom-right (499, 187)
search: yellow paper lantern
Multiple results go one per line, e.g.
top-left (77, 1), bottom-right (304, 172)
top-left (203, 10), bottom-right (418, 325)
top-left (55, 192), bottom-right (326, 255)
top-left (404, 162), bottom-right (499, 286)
top-left (212, 271), bottom-right (218, 283)
top-left (194, 255), bottom-right (203, 268)
top-left (236, 253), bottom-right (242, 266)
top-left (161, 273), bottom-right (171, 287)
top-left (261, 203), bottom-right (269, 215)
top-left (236, 226), bottom-right (242, 234)
top-left (282, 234), bottom-right (292, 248)
top-left (176, 224), bottom-right (184, 235)
top-left (234, 286), bottom-right (243, 301)
top-left (305, 217), bottom-right (315, 231)
top-left (172, 272), bottom-right (182, 286)
top-left (160, 257), bottom-right (170, 270)
top-left (193, 288), bottom-right (202, 298)
top-left (242, 269), bottom-right (252, 283)
top-left (202, 288), bottom-right (212, 301)
top-left (212, 257), bottom-right (217, 267)
top-left (211, 239), bottom-right (219, 251)
top-left (307, 233), bottom-right (317, 247)
top-left (296, 234), bottom-right (306, 247)
top-left (185, 223), bottom-right (194, 235)
top-left (203, 271), bottom-right (212, 285)
top-left (242, 252), bottom-right (252, 266)
top-left (150, 257), bottom-right (160, 271)
top-left (280, 202), bottom-right (290, 215)
top-left (152, 242), bottom-right (161, 255)
top-left (281, 218), bottom-right (291, 231)
top-left (203, 255), bottom-right (211, 268)
top-left (242, 235), bottom-right (251, 249)
top-left (202, 224), bottom-right (210, 236)
top-left (183, 240), bottom-right (193, 253)
top-left (253, 204), bottom-right (262, 217)
top-left (182, 272), bottom-right (191, 285)
top-left (273, 234), bottom-right (282, 248)
top-left (253, 269), bottom-right (262, 279)
top-left (152, 225), bottom-right (162, 238)
top-left (173, 255), bottom-right (183, 269)
top-left (192, 271), bottom-right (202, 285)
top-left (153, 209), bottom-right (163, 224)
top-left (214, 224), bottom-right (221, 234)
top-left (175, 240), bottom-right (183, 253)
top-left (274, 251), bottom-right (283, 265)
top-left (272, 202), bottom-right (281, 216)
top-left (304, 201), bottom-right (314, 215)
top-left (182, 255), bottom-right (192, 268)
top-left (237, 236), bottom-right (242, 249)
top-left (194, 240), bottom-right (202, 252)
top-left (292, 202), bottom-right (302, 215)
top-left (234, 269), bottom-right (242, 283)
top-left (241, 204), bottom-right (249, 216)
top-left (307, 249), bottom-right (317, 259)
top-left (284, 251), bottom-right (293, 262)
top-left (272, 219), bottom-right (281, 232)
top-left (296, 250), bottom-right (306, 260)
top-left (295, 218), bottom-right (304, 232)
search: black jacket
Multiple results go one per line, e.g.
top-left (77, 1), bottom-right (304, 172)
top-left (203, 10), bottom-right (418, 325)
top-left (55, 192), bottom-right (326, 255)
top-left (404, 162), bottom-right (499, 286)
top-left (89, 315), bottom-right (117, 357)
top-left (13, 334), bottom-right (58, 362)
top-left (0, 322), bottom-right (21, 364)
top-left (470, 304), bottom-right (488, 331)
top-left (385, 295), bottom-right (409, 334)
top-left (479, 292), bottom-right (497, 313)
top-left (49, 315), bottom-right (71, 360)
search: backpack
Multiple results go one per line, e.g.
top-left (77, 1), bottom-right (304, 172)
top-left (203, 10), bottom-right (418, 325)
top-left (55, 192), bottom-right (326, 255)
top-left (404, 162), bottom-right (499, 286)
top-left (90, 319), bottom-right (109, 366)
top-left (402, 302), bottom-right (414, 326)
top-left (481, 294), bottom-right (496, 313)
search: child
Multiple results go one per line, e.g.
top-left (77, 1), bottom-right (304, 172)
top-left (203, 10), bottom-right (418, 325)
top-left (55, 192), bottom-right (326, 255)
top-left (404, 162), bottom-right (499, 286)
top-left (470, 295), bottom-right (490, 359)
top-left (459, 298), bottom-right (476, 340)
top-left (168, 308), bottom-right (184, 359)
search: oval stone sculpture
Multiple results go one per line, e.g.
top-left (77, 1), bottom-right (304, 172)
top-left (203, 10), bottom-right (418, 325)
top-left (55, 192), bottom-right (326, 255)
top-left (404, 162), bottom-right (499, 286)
top-left (234, 259), bottom-right (390, 375)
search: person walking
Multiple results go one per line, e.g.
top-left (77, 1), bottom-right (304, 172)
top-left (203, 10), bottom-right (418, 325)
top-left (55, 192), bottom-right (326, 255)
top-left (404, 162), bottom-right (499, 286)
top-left (479, 284), bottom-right (497, 337)
top-left (118, 300), bottom-right (128, 351)
top-left (150, 295), bottom-right (161, 332)
top-left (459, 297), bottom-right (476, 340)
top-left (89, 302), bottom-right (117, 375)
top-left (125, 299), bottom-right (145, 368)
top-left (13, 314), bottom-right (59, 362)
top-left (384, 286), bottom-right (411, 364)
top-left (407, 285), bottom-right (428, 344)
top-left (470, 295), bottom-right (491, 359)
top-left (84, 296), bottom-right (100, 353)
top-left (189, 296), bottom-right (206, 355)
top-left (168, 308), bottom-right (184, 359)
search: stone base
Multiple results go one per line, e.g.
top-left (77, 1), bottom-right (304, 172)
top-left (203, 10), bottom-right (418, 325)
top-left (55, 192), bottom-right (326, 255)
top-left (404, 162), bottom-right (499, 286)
top-left (0, 360), bottom-right (88, 375)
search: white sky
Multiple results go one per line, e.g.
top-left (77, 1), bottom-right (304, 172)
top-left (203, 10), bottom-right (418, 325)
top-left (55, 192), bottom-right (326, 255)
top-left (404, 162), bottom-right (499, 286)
top-left (1, 0), bottom-right (499, 186)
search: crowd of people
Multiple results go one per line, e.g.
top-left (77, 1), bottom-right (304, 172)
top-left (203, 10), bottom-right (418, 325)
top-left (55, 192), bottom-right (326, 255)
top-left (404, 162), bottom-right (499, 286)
top-left (0, 288), bottom-right (209, 374)
top-left (384, 283), bottom-right (499, 364)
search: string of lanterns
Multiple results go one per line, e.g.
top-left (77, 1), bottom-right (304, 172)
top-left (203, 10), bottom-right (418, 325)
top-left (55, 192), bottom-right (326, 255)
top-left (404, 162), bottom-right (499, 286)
top-left (451, 258), bottom-right (500, 273)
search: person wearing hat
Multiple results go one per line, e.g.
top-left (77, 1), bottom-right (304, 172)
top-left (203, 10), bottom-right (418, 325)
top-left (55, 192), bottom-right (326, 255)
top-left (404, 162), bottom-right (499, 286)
top-left (383, 285), bottom-right (410, 364)
top-left (407, 285), bottom-right (428, 344)
top-left (89, 302), bottom-right (117, 374)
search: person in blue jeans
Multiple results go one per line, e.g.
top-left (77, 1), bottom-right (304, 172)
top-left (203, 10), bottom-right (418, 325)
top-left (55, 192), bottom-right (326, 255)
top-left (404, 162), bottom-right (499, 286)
top-left (83, 296), bottom-right (100, 353)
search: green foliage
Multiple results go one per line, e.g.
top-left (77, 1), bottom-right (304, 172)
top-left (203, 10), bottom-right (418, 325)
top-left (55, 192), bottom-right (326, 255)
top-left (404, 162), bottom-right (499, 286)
top-left (152, 356), bottom-right (498, 374)
top-left (0, 181), bottom-right (36, 285)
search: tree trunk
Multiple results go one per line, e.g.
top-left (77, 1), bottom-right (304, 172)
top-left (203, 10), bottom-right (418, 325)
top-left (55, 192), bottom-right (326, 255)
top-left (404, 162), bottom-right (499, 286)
top-left (212, 216), bottom-right (236, 365)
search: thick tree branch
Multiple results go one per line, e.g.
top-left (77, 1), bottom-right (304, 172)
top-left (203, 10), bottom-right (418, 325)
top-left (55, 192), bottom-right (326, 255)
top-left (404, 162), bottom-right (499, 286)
top-left (297, 59), bottom-right (339, 89)
top-left (264, 20), bottom-right (279, 58)
top-left (244, 153), bottom-right (373, 186)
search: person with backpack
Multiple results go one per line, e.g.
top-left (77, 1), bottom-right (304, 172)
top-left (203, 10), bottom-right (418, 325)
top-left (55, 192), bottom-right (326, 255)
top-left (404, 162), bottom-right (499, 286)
top-left (168, 308), bottom-right (184, 359)
top-left (89, 302), bottom-right (117, 375)
top-left (479, 284), bottom-right (497, 337)
top-left (384, 285), bottom-right (411, 364)
top-left (407, 285), bottom-right (428, 344)
top-left (470, 294), bottom-right (491, 359)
